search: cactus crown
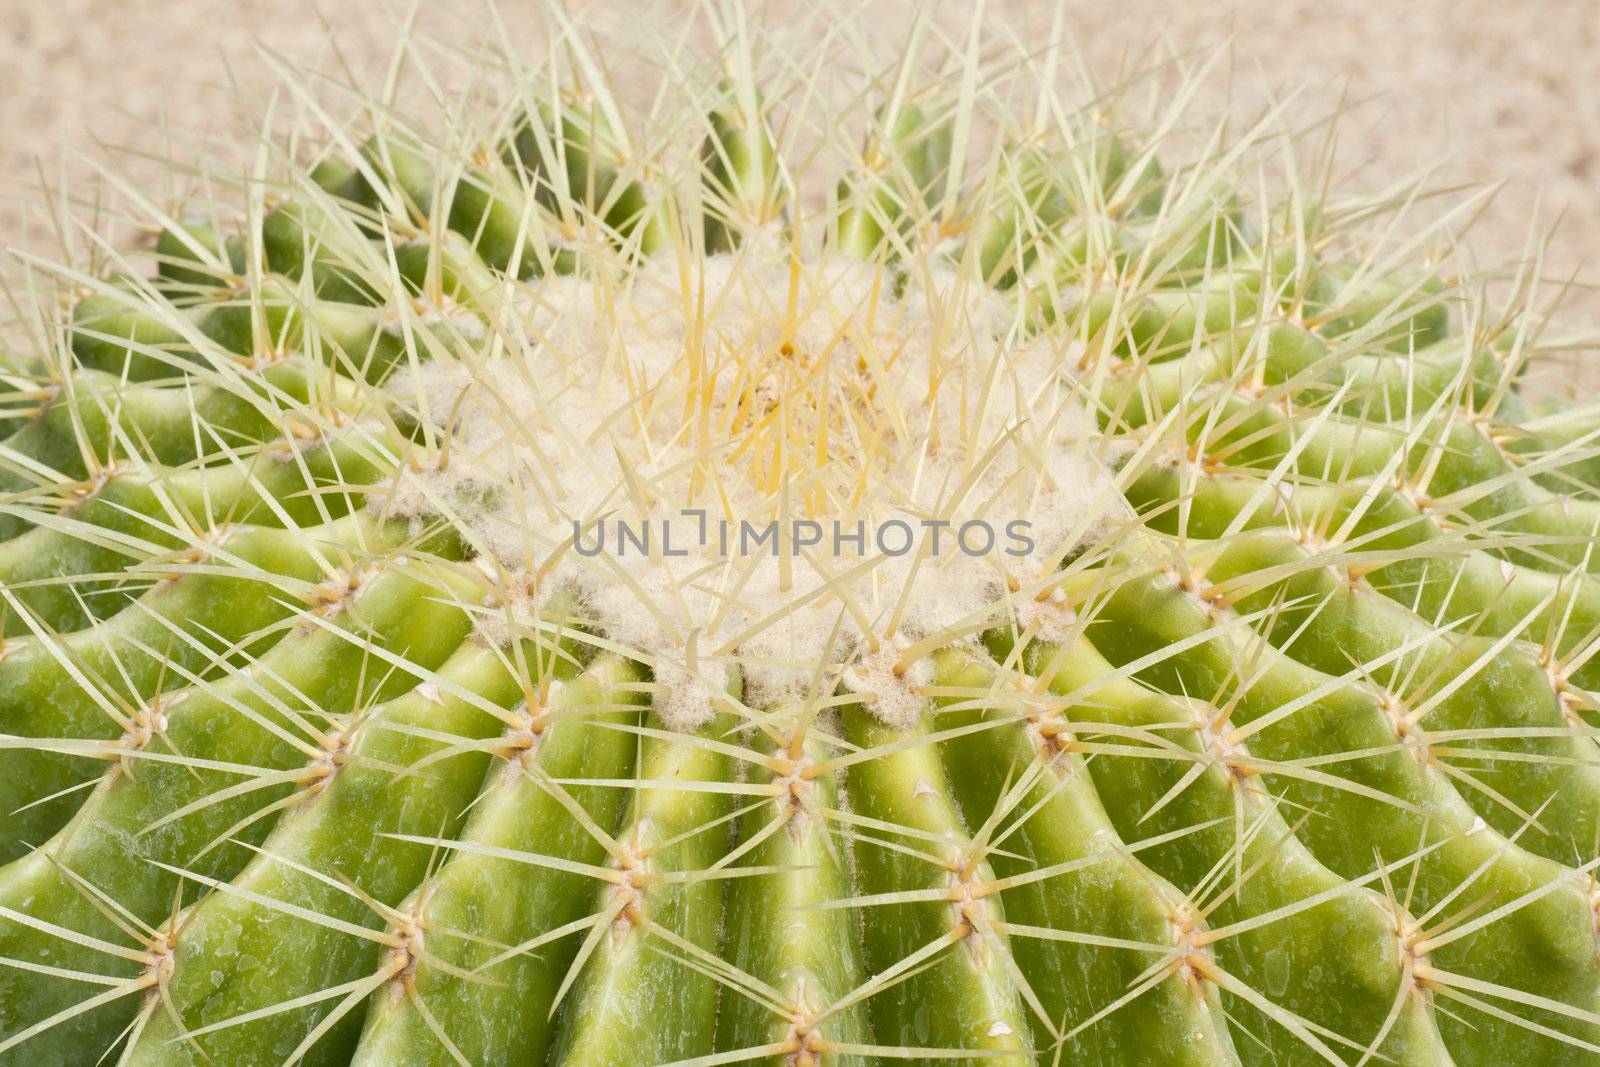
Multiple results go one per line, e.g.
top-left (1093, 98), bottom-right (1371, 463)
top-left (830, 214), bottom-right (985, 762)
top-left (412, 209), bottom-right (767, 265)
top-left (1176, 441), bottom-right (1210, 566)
top-left (0, 4), bottom-right (1598, 1066)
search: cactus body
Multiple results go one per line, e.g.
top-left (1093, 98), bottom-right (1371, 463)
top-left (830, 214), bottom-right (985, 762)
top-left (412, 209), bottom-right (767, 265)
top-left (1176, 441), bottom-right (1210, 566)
top-left (1, 11), bottom-right (1598, 1067)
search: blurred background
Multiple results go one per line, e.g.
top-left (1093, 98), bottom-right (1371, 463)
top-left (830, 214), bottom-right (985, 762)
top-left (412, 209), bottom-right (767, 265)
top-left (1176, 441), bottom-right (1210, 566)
top-left (3, 0), bottom-right (1597, 372)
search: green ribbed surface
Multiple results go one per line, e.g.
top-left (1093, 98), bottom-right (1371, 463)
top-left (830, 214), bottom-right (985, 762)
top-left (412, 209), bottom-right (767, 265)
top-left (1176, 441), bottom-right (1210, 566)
top-left (0, 18), bottom-right (1596, 1067)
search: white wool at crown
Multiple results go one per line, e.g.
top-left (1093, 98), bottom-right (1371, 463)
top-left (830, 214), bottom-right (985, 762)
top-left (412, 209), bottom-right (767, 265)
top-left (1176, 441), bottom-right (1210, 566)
top-left (382, 242), bottom-right (1125, 729)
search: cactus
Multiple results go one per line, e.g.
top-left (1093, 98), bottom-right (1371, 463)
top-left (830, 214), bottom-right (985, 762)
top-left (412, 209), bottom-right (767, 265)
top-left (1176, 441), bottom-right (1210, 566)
top-left (0, 8), bottom-right (1597, 1066)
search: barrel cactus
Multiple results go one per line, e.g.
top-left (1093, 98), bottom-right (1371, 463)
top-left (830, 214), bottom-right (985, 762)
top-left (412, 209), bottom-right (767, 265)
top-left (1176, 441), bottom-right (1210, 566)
top-left (1, 8), bottom-right (1597, 1066)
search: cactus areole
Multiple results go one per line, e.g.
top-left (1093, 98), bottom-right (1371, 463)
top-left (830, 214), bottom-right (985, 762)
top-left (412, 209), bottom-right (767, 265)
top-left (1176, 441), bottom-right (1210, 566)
top-left (0, 8), bottom-right (1598, 1067)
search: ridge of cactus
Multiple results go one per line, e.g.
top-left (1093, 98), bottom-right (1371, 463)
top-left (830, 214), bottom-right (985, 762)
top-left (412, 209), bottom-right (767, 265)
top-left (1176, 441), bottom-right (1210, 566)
top-left (1, 4), bottom-right (1598, 1065)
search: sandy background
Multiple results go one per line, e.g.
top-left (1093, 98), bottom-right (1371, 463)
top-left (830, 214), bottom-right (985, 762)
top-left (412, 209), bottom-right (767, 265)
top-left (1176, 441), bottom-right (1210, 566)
top-left (3, 0), bottom-right (1598, 376)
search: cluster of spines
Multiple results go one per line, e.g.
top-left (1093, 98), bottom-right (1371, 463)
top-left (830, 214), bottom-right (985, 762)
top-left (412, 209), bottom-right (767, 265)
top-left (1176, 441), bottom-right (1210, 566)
top-left (0, 8), bottom-right (1597, 1066)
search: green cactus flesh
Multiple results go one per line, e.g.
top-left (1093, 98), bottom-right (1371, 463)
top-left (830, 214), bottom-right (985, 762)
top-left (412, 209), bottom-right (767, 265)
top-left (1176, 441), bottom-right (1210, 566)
top-left (0, 13), bottom-right (1598, 1067)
